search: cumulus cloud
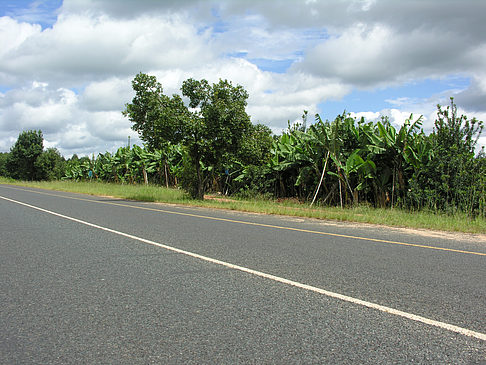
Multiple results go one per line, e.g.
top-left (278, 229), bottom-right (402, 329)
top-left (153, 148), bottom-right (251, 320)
top-left (148, 58), bottom-right (347, 128)
top-left (0, 80), bottom-right (139, 156)
top-left (0, 13), bottom-right (214, 88)
top-left (454, 74), bottom-right (486, 113)
top-left (0, 16), bottom-right (41, 57)
top-left (79, 77), bottom-right (133, 112)
top-left (61, 0), bottom-right (208, 19)
top-left (294, 23), bottom-right (475, 87)
top-left (0, 82), bottom-right (75, 133)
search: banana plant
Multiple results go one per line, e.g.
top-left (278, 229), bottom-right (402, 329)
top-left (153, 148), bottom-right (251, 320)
top-left (131, 145), bottom-right (151, 184)
top-left (375, 114), bottom-right (425, 207)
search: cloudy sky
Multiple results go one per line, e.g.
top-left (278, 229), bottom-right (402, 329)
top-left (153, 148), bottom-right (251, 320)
top-left (1, 0), bottom-right (485, 157)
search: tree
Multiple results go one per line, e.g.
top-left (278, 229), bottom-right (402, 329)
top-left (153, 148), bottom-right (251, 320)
top-left (35, 148), bottom-right (66, 180)
top-left (122, 73), bottom-right (188, 151)
top-left (122, 72), bottom-right (189, 188)
top-left (180, 78), bottom-right (252, 198)
top-left (0, 152), bottom-right (9, 177)
top-left (123, 73), bottom-right (252, 199)
top-left (6, 130), bottom-right (44, 180)
top-left (237, 123), bottom-right (273, 166)
top-left (407, 98), bottom-right (484, 215)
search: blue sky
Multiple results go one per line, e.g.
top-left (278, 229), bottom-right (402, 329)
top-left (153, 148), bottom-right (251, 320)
top-left (1, 0), bottom-right (485, 156)
top-left (0, 0), bottom-right (61, 29)
top-left (319, 76), bottom-right (472, 122)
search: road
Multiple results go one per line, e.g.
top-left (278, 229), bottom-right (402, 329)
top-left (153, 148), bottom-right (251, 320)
top-left (0, 184), bottom-right (485, 364)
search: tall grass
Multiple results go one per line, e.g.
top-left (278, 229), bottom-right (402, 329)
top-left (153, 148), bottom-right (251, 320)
top-left (1, 178), bottom-right (484, 234)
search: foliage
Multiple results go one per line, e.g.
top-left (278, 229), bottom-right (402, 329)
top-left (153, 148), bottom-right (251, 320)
top-left (63, 144), bottom-right (184, 187)
top-left (6, 130), bottom-right (44, 180)
top-left (407, 98), bottom-right (484, 216)
top-left (35, 148), bottom-right (66, 181)
top-left (122, 73), bottom-right (188, 150)
top-left (6, 88), bottom-right (483, 219)
top-left (0, 152), bottom-right (8, 176)
top-left (236, 123), bottom-right (273, 166)
top-left (124, 74), bottom-right (252, 199)
top-left (231, 100), bottom-right (484, 217)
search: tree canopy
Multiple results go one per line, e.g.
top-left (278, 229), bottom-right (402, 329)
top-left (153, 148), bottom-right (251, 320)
top-left (6, 130), bottom-right (44, 180)
top-left (2, 130), bottom-right (65, 181)
top-left (123, 73), bottom-right (252, 199)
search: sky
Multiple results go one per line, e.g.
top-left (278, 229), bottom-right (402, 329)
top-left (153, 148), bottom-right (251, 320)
top-left (1, 0), bottom-right (485, 157)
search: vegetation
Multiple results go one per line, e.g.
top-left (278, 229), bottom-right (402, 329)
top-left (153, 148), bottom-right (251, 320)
top-left (232, 99), bottom-right (484, 218)
top-left (0, 152), bottom-right (8, 176)
top-left (0, 73), bottom-right (484, 226)
top-left (123, 73), bottom-right (252, 199)
top-left (6, 130), bottom-right (44, 180)
top-left (1, 177), bottom-right (484, 234)
top-left (407, 100), bottom-right (485, 215)
top-left (3, 130), bottom-right (66, 181)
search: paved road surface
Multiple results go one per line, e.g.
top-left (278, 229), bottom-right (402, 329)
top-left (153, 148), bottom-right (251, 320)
top-left (1, 184), bottom-right (485, 363)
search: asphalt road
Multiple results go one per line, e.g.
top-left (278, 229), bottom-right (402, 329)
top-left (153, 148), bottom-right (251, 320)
top-left (1, 184), bottom-right (485, 364)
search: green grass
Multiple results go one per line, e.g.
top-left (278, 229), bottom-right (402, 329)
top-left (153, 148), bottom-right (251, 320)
top-left (0, 178), bottom-right (188, 202)
top-left (1, 177), bottom-right (485, 234)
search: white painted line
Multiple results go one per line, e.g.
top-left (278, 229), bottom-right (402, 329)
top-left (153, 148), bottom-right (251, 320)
top-left (2, 194), bottom-right (486, 342)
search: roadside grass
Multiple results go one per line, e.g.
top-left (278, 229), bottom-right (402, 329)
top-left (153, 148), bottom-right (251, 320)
top-left (1, 177), bottom-right (485, 234)
top-left (0, 178), bottom-right (188, 203)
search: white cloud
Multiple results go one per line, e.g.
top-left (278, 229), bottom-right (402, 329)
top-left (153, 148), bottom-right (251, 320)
top-left (80, 77), bottom-right (133, 112)
top-left (145, 58), bottom-right (347, 128)
top-left (0, 16), bottom-right (41, 57)
top-left (0, 80), bottom-right (139, 157)
top-left (295, 22), bottom-right (476, 88)
top-left (349, 111), bottom-right (380, 121)
top-left (0, 13), bottom-right (214, 87)
top-left (0, 83), bottom-right (76, 133)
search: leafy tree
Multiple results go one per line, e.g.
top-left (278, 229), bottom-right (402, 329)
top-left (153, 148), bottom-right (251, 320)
top-left (124, 73), bottom-right (252, 199)
top-left (122, 73), bottom-right (189, 151)
top-left (180, 78), bottom-right (252, 198)
top-left (237, 123), bottom-right (273, 166)
top-left (6, 130), bottom-right (44, 180)
top-left (407, 98), bottom-right (483, 215)
top-left (0, 152), bottom-right (9, 177)
top-left (35, 148), bottom-right (66, 180)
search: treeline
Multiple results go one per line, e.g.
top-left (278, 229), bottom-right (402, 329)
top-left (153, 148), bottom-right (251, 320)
top-left (238, 104), bottom-right (485, 216)
top-left (0, 74), bottom-right (484, 217)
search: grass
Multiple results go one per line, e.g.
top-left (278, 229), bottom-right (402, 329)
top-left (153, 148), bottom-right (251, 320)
top-left (1, 177), bottom-right (485, 234)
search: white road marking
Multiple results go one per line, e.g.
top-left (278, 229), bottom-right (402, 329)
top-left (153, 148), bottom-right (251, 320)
top-left (1, 194), bottom-right (485, 342)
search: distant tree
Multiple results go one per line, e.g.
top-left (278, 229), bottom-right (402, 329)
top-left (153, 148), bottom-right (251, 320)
top-left (35, 148), bottom-right (66, 180)
top-left (6, 130), bottom-right (44, 180)
top-left (408, 98), bottom-right (484, 214)
top-left (124, 73), bottom-right (252, 199)
top-left (237, 123), bottom-right (274, 166)
top-left (0, 152), bottom-right (9, 177)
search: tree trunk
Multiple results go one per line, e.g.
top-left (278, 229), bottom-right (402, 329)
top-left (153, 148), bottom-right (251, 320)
top-left (310, 151), bottom-right (330, 207)
top-left (338, 168), bottom-right (343, 208)
top-left (164, 161), bottom-right (169, 188)
top-left (143, 167), bottom-right (148, 185)
top-left (195, 157), bottom-right (204, 200)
